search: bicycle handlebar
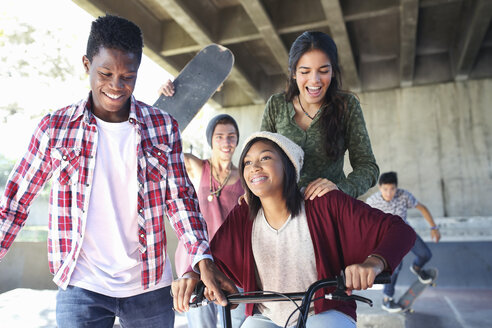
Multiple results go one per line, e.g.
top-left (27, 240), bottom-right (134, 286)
top-left (188, 271), bottom-right (391, 328)
top-left (190, 271), bottom-right (391, 306)
top-left (373, 271), bottom-right (392, 284)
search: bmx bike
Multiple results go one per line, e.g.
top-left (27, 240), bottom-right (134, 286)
top-left (189, 271), bottom-right (391, 328)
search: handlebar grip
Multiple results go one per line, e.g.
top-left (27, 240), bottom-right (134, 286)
top-left (374, 272), bottom-right (391, 284)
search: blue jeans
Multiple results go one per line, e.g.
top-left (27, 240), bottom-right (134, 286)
top-left (185, 301), bottom-right (246, 328)
top-left (383, 234), bottom-right (432, 297)
top-left (56, 285), bottom-right (174, 328)
top-left (186, 287), bottom-right (246, 328)
top-left (240, 310), bottom-right (355, 328)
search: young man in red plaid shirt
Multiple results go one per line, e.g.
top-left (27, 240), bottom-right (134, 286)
top-left (0, 14), bottom-right (235, 327)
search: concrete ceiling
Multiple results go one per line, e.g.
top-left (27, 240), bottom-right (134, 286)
top-left (73, 0), bottom-right (492, 109)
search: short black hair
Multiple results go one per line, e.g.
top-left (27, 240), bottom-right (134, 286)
top-left (86, 14), bottom-right (143, 63)
top-left (379, 171), bottom-right (398, 186)
top-left (239, 137), bottom-right (302, 220)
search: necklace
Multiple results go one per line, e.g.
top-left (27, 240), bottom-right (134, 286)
top-left (208, 161), bottom-right (232, 202)
top-left (298, 96), bottom-right (322, 120)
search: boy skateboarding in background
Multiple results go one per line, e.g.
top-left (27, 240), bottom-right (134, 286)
top-left (366, 172), bottom-right (441, 313)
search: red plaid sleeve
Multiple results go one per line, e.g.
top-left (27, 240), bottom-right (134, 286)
top-left (0, 114), bottom-right (53, 258)
top-left (163, 118), bottom-right (210, 259)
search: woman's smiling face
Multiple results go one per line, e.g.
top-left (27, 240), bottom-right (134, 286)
top-left (242, 140), bottom-right (285, 199)
top-left (295, 48), bottom-right (332, 107)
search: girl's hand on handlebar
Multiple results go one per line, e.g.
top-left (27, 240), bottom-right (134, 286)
top-left (171, 271), bottom-right (200, 313)
top-left (158, 79), bottom-right (175, 97)
top-left (304, 178), bottom-right (338, 200)
top-left (344, 256), bottom-right (385, 295)
top-left (198, 259), bottom-right (238, 308)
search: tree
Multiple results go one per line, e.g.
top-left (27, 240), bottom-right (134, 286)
top-left (0, 15), bottom-right (86, 121)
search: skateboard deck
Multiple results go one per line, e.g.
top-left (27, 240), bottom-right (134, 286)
top-left (397, 267), bottom-right (438, 313)
top-left (153, 44), bottom-right (234, 130)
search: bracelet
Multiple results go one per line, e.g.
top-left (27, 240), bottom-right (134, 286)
top-left (367, 254), bottom-right (387, 270)
top-left (430, 226), bottom-right (439, 230)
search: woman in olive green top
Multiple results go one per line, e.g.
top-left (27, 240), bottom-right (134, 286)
top-left (261, 31), bottom-right (379, 198)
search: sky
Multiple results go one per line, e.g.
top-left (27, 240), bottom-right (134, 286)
top-left (0, 0), bottom-right (177, 160)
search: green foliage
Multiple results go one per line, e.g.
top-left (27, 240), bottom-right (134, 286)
top-left (0, 20), bottom-right (77, 81)
top-left (0, 102), bottom-right (23, 122)
top-left (0, 13), bottom-right (86, 124)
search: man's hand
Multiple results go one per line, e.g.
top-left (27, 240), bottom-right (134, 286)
top-left (344, 255), bottom-right (385, 295)
top-left (237, 193), bottom-right (248, 205)
top-left (304, 178), bottom-right (338, 200)
top-left (431, 228), bottom-right (441, 243)
top-left (158, 79), bottom-right (175, 97)
top-left (171, 271), bottom-right (200, 313)
top-left (198, 259), bottom-right (238, 307)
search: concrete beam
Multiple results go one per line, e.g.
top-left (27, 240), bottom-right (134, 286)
top-left (159, 20), bottom-right (201, 56)
top-left (156, 0), bottom-right (212, 45)
top-left (155, 0), bottom-right (264, 105)
top-left (420, 0), bottom-right (463, 8)
top-left (276, 21), bottom-right (330, 35)
top-left (399, 0), bottom-right (419, 87)
top-left (71, 0), bottom-right (179, 77)
top-left (73, 0), bottom-right (162, 50)
top-left (228, 67), bottom-right (266, 105)
top-left (158, 0), bottom-right (329, 58)
top-left (162, 20), bottom-right (332, 57)
top-left (319, 0), bottom-right (361, 91)
top-left (451, 0), bottom-right (492, 80)
top-left (238, 0), bottom-right (289, 75)
top-left (344, 6), bottom-right (399, 22)
top-left (218, 6), bottom-right (263, 45)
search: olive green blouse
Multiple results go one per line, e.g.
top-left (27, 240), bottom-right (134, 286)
top-left (260, 93), bottom-right (379, 198)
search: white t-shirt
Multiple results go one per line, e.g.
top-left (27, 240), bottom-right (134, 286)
top-left (252, 203), bottom-right (317, 327)
top-left (70, 116), bottom-right (172, 297)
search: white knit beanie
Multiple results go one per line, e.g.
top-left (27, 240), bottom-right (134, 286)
top-left (242, 131), bottom-right (304, 182)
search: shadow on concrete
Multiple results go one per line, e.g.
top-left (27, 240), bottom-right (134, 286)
top-left (404, 312), bottom-right (458, 328)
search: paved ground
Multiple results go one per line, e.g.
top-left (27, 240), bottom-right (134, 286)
top-left (356, 287), bottom-right (492, 328)
top-left (0, 289), bottom-right (188, 328)
top-left (1, 286), bottom-right (490, 328)
top-left (1, 240), bottom-right (491, 327)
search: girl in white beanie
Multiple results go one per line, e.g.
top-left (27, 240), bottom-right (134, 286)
top-left (173, 132), bottom-right (415, 328)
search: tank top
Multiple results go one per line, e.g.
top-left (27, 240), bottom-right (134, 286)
top-left (174, 159), bottom-right (244, 276)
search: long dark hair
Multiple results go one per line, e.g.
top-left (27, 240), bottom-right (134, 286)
top-left (286, 31), bottom-right (349, 160)
top-left (239, 138), bottom-right (302, 220)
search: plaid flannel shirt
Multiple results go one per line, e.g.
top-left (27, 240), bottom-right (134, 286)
top-left (0, 94), bottom-right (210, 289)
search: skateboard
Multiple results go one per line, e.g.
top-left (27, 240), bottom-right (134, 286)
top-left (153, 44), bottom-right (234, 130)
top-left (397, 267), bottom-right (438, 313)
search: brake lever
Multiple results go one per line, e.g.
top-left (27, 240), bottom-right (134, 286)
top-left (324, 270), bottom-right (374, 307)
top-left (189, 280), bottom-right (207, 308)
top-left (325, 292), bottom-right (373, 306)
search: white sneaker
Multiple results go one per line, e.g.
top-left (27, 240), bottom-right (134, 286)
top-left (381, 297), bottom-right (402, 313)
top-left (410, 265), bottom-right (433, 284)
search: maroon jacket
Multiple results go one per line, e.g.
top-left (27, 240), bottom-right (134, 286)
top-left (210, 190), bottom-right (416, 321)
